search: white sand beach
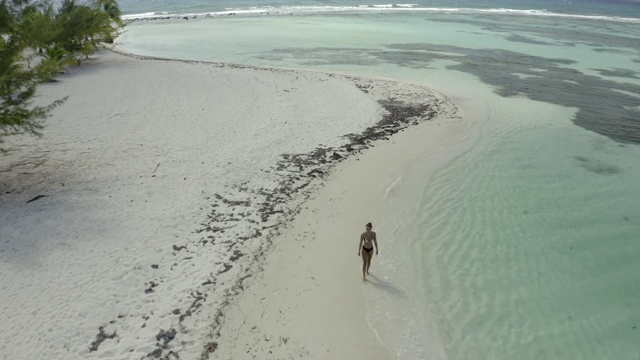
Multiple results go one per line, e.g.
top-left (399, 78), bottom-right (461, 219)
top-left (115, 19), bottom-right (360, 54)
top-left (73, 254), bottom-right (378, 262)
top-left (214, 105), bottom-right (478, 359)
top-left (0, 49), bottom-right (473, 359)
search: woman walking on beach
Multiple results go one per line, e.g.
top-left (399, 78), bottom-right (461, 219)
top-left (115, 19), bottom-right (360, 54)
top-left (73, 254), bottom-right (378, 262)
top-left (358, 222), bottom-right (378, 281)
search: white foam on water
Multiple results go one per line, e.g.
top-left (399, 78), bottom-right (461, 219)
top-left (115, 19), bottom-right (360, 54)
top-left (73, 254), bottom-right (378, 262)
top-left (385, 176), bottom-right (405, 198)
top-left (121, 5), bottom-right (640, 24)
top-left (121, 11), bottom-right (156, 19)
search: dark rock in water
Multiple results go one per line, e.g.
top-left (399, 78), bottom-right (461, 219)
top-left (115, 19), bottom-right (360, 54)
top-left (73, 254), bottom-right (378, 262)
top-left (151, 264), bottom-right (159, 269)
top-left (374, 43), bottom-right (640, 144)
top-left (574, 156), bottom-right (623, 175)
top-left (332, 152), bottom-right (343, 160)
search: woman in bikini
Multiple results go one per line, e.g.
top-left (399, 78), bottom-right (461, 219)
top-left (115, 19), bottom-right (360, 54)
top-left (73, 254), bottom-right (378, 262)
top-left (358, 222), bottom-right (378, 281)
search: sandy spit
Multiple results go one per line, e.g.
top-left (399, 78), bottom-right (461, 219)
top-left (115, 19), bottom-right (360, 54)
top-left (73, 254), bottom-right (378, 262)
top-left (0, 48), bottom-right (467, 360)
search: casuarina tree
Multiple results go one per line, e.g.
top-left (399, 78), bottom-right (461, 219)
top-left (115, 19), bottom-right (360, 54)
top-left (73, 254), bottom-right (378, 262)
top-left (0, 0), bottom-right (122, 146)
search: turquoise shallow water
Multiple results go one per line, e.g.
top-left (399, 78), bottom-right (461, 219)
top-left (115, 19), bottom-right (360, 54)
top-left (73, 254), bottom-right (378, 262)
top-left (117, 6), bottom-right (640, 359)
top-left (383, 98), bottom-right (640, 358)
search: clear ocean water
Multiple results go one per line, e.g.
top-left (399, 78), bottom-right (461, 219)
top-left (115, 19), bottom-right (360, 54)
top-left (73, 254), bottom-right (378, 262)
top-left (115, 1), bottom-right (640, 359)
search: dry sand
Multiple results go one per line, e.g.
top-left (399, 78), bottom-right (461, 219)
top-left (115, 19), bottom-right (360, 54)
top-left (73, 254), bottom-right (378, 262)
top-left (214, 96), bottom-right (479, 360)
top-left (0, 49), bottom-right (473, 359)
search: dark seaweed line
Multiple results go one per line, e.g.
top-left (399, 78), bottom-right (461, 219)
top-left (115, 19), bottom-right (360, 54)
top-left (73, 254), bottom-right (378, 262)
top-left (87, 49), bottom-right (457, 359)
top-left (192, 82), bottom-right (454, 360)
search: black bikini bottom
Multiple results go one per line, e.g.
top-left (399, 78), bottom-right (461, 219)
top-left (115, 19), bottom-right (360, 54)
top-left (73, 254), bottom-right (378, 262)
top-left (362, 246), bottom-right (373, 253)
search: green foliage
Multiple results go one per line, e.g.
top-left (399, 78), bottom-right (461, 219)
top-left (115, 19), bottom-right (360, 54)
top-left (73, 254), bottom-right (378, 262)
top-left (54, 0), bottom-right (122, 64)
top-left (0, 35), bottom-right (66, 141)
top-left (14, 3), bottom-right (57, 52)
top-left (98, 0), bottom-right (123, 27)
top-left (0, 0), bottom-right (123, 145)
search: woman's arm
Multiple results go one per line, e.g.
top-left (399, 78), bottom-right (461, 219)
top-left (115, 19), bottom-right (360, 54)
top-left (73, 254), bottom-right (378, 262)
top-left (358, 234), bottom-right (363, 256)
top-left (373, 232), bottom-right (379, 255)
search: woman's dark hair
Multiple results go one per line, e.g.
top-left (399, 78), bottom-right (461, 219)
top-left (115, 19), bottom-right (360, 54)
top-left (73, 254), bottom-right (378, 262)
top-left (366, 222), bottom-right (372, 228)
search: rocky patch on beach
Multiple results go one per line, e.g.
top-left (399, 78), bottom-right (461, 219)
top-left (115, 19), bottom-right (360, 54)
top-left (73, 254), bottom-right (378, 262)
top-left (194, 78), bottom-right (455, 358)
top-left (88, 57), bottom-right (458, 359)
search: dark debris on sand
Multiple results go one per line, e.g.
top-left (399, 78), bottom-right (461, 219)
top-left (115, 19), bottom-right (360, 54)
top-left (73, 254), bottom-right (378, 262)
top-left (183, 77), bottom-right (450, 357)
top-left (89, 55), bottom-right (453, 359)
top-left (89, 326), bottom-right (118, 352)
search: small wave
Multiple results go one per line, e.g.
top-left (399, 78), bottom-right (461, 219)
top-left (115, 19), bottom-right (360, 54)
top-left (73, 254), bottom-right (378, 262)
top-left (122, 11), bottom-right (157, 20)
top-left (121, 5), bottom-right (640, 24)
top-left (469, 7), bottom-right (640, 23)
top-left (385, 175), bottom-right (405, 198)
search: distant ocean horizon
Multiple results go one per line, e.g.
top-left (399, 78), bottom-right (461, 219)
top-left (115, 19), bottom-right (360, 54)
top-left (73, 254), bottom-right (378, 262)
top-left (115, 1), bottom-right (640, 358)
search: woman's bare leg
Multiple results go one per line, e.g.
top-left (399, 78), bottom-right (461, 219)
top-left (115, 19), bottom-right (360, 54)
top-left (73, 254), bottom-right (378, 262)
top-left (361, 251), bottom-right (368, 280)
top-left (363, 250), bottom-right (373, 278)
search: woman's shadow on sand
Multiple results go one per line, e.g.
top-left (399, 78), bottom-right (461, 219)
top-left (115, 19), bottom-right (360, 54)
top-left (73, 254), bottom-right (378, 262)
top-left (364, 273), bottom-right (406, 298)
